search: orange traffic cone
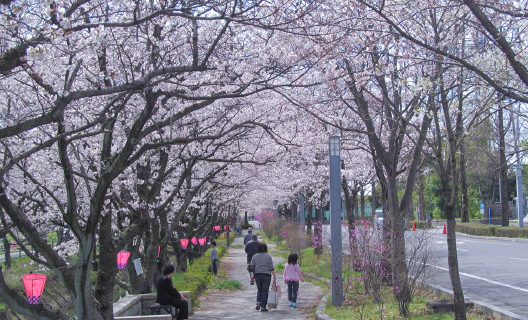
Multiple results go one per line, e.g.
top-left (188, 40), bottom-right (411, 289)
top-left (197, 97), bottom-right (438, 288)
top-left (412, 222), bottom-right (416, 231)
top-left (442, 223), bottom-right (447, 234)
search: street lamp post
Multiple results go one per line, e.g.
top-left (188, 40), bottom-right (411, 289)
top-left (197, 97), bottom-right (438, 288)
top-left (273, 200), bottom-right (279, 219)
top-left (329, 136), bottom-right (343, 307)
top-left (513, 105), bottom-right (525, 227)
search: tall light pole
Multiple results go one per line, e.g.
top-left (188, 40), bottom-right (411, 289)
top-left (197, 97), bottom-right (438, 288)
top-left (273, 200), bottom-right (279, 219)
top-left (329, 136), bottom-right (343, 306)
top-left (513, 105), bottom-right (525, 227)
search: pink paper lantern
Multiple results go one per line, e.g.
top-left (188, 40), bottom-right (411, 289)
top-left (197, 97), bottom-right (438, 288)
top-left (23, 274), bottom-right (47, 305)
top-left (198, 237), bottom-right (206, 246)
top-left (191, 236), bottom-right (198, 245)
top-left (117, 251), bottom-right (131, 270)
top-left (158, 245), bottom-right (161, 258)
top-left (179, 238), bottom-right (189, 250)
top-left (213, 225), bottom-right (221, 231)
top-left (224, 225), bottom-right (228, 230)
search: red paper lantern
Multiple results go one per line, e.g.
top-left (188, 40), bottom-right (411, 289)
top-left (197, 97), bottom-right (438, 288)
top-left (198, 237), bottom-right (206, 246)
top-left (117, 251), bottom-right (131, 269)
top-left (179, 238), bottom-right (189, 250)
top-left (191, 236), bottom-right (198, 245)
top-left (23, 274), bottom-right (46, 305)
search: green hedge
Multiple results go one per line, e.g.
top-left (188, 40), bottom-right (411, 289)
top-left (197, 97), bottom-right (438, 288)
top-left (456, 222), bottom-right (528, 238)
top-left (407, 220), bottom-right (432, 229)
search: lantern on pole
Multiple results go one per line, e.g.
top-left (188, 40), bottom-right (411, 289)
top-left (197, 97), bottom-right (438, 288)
top-left (117, 251), bottom-right (131, 270)
top-left (179, 238), bottom-right (189, 250)
top-left (191, 236), bottom-right (198, 245)
top-left (213, 225), bottom-right (221, 231)
top-left (198, 237), bottom-right (206, 246)
top-left (23, 273), bottom-right (47, 305)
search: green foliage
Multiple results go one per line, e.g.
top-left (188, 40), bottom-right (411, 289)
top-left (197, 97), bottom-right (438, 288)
top-left (327, 288), bottom-right (489, 320)
top-left (208, 279), bottom-right (242, 290)
top-left (456, 222), bottom-right (528, 238)
top-left (172, 244), bottom-right (227, 308)
top-left (239, 222), bottom-right (252, 229)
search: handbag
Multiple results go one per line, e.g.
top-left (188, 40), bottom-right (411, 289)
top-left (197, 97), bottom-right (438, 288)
top-left (267, 283), bottom-right (280, 309)
top-left (247, 264), bottom-right (254, 272)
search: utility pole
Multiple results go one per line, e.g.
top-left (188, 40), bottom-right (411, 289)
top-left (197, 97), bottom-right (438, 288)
top-left (329, 136), bottom-right (343, 306)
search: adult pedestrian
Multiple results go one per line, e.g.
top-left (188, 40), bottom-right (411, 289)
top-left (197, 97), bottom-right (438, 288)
top-left (243, 227), bottom-right (253, 245)
top-left (245, 234), bottom-right (260, 285)
top-left (156, 264), bottom-right (189, 320)
top-left (249, 243), bottom-right (276, 312)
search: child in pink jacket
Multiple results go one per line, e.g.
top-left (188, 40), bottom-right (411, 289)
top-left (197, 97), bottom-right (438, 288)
top-left (283, 253), bottom-right (303, 307)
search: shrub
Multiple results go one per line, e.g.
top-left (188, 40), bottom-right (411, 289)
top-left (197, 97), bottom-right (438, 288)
top-left (456, 222), bottom-right (496, 236)
top-left (172, 244), bottom-right (227, 307)
top-left (406, 220), bottom-right (432, 229)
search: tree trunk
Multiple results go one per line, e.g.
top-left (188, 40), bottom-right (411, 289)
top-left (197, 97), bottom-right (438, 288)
top-left (314, 206), bottom-right (323, 255)
top-left (3, 237), bottom-right (10, 269)
top-left (460, 139), bottom-right (469, 223)
top-left (342, 178), bottom-right (359, 270)
top-left (75, 234), bottom-right (103, 320)
top-left (291, 203), bottom-right (298, 221)
top-left (306, 203), bottom-right (312, 236)
top-left (360, 187), bottom-right (365, 218)
top-left (419, 173), bottom-right (426, 221)
top-left (95, 214), bottom-right (117, 320)
top-left (371, 180), bottom-right (376, 218)
top-left (387, 176), bottom-right (411, 315)
top-left (498, 107), bottom-right (510, 226)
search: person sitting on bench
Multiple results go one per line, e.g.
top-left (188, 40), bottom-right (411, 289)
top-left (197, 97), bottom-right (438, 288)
top-left (156, 264), bottom-right (188, 320)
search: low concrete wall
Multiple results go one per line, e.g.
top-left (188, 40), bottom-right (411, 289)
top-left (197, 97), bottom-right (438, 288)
top-left (114, 291), bottom-right (191, 318)
top-left (115, 315), bottom-right (171, 320)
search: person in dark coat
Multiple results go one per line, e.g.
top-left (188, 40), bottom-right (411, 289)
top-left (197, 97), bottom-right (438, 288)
top-left (245, 234), bottom-right (260, 285)
top-left (243, 227), bottom-right (253, 245)
top-left (156, 264), bottom-right (188, 320)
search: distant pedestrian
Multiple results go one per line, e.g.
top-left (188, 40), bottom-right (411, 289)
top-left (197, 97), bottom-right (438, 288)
top-left (245, 234), bottom-right (260, 285)
top-left (243, 227), bottom-right (253, 245)
top-left (210, 241), bottom-right (218, 276)
top-left (249, 243), bottom-right (276, 312)
top-left (284, 253), bottom-right (303, 307)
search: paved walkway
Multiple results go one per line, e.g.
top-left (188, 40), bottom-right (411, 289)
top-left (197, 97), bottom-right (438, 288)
top-left (191, 235), bottom-right (322, 319)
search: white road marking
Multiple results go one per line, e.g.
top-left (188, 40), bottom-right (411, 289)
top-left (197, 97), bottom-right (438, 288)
top-left (427, 264), bottom-right (528, 294)
top-left (430, 235), bottom-right (513, 246)
top-left (508, 257), bottom-right (528, 262)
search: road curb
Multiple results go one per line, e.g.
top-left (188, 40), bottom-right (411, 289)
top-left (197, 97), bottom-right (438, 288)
top-left (302, 272), bottom-right (334, 320)
top-left (315, 293), bottom-right (334, 320)
top-left (420, 281), bottom-right (528, 320)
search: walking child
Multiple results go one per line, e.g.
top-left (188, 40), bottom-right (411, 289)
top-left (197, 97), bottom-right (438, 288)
top-left (210, 241), bottom-right (218, 276)
top-left (283, 253), bottom-right (303, 307)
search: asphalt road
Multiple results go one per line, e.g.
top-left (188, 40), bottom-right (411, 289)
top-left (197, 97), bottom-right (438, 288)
top-left (425, 227), bottom-right (528, 317)
top-left (322, 224), bottom-right (528, 318)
